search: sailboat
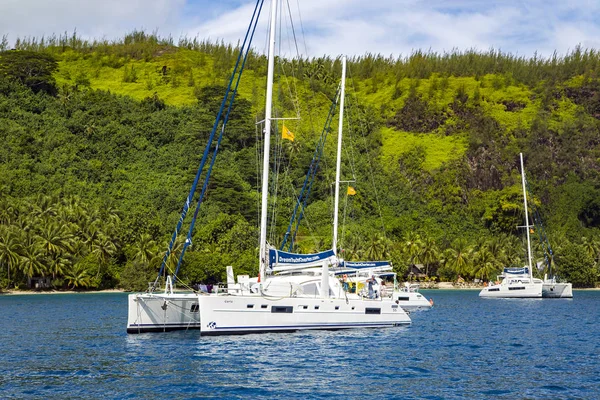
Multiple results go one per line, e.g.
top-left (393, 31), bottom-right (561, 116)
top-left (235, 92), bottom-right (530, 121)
top-left (479, 153), bottom-right (544, 298)
top-left (127, 1), bottom-right (411, 334)
top-left (274, 53), bottom-right (431, 312)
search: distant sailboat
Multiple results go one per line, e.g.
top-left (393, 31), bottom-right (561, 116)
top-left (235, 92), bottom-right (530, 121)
top-left (127, 0), bottom-right (411, 334)
top-left (480, 153), bottom-right (544, 298)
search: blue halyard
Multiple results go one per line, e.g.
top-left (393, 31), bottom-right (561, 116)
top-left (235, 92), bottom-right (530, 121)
top-left (525, 178), bottom-right (554, 276)
top-left (152, 0), bottom-right (265, 289)
top-left (280, 88), bottom-right (340, 252)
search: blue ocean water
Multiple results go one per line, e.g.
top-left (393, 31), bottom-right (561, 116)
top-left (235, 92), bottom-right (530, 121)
top-left (1, 290), bottom-right (599, 399)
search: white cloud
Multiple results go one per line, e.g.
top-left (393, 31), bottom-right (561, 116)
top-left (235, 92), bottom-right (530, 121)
top-left (0, 0), bottom-right (186, 44)
top-left (1, 0), bottom-right (599, 59)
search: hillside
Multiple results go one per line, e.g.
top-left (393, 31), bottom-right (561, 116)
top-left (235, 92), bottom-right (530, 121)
top-left (1, 33), bottom-right (599, 290)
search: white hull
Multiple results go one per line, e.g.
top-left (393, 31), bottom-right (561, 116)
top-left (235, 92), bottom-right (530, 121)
top-left (128, 292), bottom-right (410, 335)
top-left (127, 293), bottom-right (201, 333)
top-left (479, 282), bottom-right (542, 298)
top-left (542, 282), bottom-right (573, 298)
top-left (394, 291), bottom-right (432, 311)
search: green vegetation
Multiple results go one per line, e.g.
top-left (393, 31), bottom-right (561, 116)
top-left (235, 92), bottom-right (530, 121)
top-left (1, 32), bottom-right (600, 291)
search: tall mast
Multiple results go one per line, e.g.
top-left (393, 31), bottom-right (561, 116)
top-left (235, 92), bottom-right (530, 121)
top-left (520, 153), bottom-right (533, 278)
top-left (259, 0), bottom-right (278, 283)
top-left (332, 56), bottom-right (346, 256)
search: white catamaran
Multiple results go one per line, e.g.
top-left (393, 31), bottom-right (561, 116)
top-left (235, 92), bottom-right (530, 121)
top-left (127, 1), bottom-right (411, 334)
top-left (480, 153), bottom-right (573, 299)
top-left (480, 153), bottom-right (544, 298)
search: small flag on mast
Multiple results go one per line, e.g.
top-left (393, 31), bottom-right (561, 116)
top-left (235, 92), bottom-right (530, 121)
top-left (347, 186), bottom-right (356, 196)
top-left (282, 125), bottom-right (295, 141)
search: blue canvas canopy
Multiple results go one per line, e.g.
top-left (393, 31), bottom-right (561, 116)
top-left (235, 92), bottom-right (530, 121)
top-left (503, 267), bottom-right (529, 275)
top-left (340, 261), bottom-right (391, 269)
top-left (268, 249), bottom-right (337, 272)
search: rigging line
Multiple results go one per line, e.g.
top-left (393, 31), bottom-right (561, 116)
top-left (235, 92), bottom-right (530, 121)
top-left (269, 112), bottom-right (282, 244)
top-left (173, 0), bottom-right (265, 283)
top-left (278, 11), bottom-right (301, 121)
top-left (342, 89), bottom-right (358, 181)
top-left (294, 0), bottom-right (309, 59)
top-left (284, 0), bottom-right (302, 119)
top-left (153, 0), bottom-right (263, 290)
top-left (341, 185), bottom-right (350, 254)
top-left (280, 88), bottom-right (340, 250)
top-left (255, 119), bottom-right (263, 251)
top-left (347, 66), bottom-right (388, 245)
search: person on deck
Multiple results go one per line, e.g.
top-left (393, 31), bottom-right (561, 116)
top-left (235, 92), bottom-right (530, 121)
top-left (367, 275), bottom-right (376, 299)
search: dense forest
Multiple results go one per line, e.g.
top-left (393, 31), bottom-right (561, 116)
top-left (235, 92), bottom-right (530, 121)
top-left (1, 31), bottom-right (599, 291)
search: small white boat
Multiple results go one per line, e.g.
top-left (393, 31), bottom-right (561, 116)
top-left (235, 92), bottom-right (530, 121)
top-left (396, 282), bottom-right (434, 311)
top-left (479, 267), bottom-right (543, 298)
top-left (480, 153), bottom-right (543, 299)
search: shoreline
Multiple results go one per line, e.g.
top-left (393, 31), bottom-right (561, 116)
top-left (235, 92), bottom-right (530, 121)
top-left (2, 284), bottom-right (598, 295)
top-left (0, 289), bottom-right (126, 295)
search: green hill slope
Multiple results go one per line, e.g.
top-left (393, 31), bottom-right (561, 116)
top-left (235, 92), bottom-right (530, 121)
top-left (1, 35), bottom-right (599, 290)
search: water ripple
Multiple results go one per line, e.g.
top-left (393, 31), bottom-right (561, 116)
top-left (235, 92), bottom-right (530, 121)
top-left (1, 291), bottom-right (599, 398)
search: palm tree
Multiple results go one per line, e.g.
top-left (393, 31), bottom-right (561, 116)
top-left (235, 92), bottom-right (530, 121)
top-left (581, 236), bottom-right (599, 262)
top-left (47, 255), bottom-right (70, 281)
top-left (0, 226), bottom-right (21, 288)
top-left (91, 235), bottom-right (118, 277)
top-left (403, 232), bottom-right (423, 266)
top-left (19, 242), bottom-right (44, 280)
top-left (446, 238), bottom-right (473, 279)
top-left (64, 263), bottom-right (92, 289)
top-left (419, 236), bottom-right (439, 276)
top-left (133, 233), bottom-right (157, 265)
top-left (341, 234), bottom-right (362, 261)
top-left (364, 233), bottom-right (386, 260)
top-left (0, 199), bottom-right (17, 225)
top-left (472, 246), bottom-right (498, 282)
top-left (37, 223), bottom-right (72, 259)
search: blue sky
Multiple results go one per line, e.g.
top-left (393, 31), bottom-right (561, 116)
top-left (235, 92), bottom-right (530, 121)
top-left (1, 0), bottom-right (600, 59)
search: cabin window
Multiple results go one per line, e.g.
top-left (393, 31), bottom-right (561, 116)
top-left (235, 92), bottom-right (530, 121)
top-left (352, 306), bottom-right (355, 310)
top-left (314, 305), bottom-right (320, 310)
top-left (302, 283), bottom-right (319, 296)
top-left (488, 288), bottom-right (500, 292)
top-left (190, 304), bottom-right (199, 313)
top-left (509, 287), bottom-right (525, 291)
top-left (335, 306), bottom-right (340, 310)
top-left (397, 296), bottom-right (409, 301)
top-left (271, 306), bottom-right (293, 313)
top-left (301, 305), bottom-right (308, 310)
top-left (365, 308), bottom-right (381, 315)
top-left (247, 304), bottom-right (254, 309)
top-left (261, 304), bottom-right (268, 309)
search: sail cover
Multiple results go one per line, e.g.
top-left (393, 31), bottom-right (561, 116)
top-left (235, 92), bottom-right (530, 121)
top-left (340, 261), bottom-right (391, 269)
top-left (269, 249), bottom-right (336, 272)
top-left (332, 260), bottom-right (393, 275)
top-left (503, 267), bottom-right (529, 275)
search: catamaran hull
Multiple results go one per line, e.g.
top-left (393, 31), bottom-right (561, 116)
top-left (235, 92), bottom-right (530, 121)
top-left (127, 293), bottom-right (201, 333)
top-left (479, 283), bottom-right (542, 298)
top-left (542, 282), bottom-right (573, 298)
top-left (127, 293), bottom-right (411, 335)
top-left (395, 292), bottom-right (432, 311)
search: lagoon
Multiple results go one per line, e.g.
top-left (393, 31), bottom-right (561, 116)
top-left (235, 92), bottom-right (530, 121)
top-left (1, 290), bottom-right (599, 399)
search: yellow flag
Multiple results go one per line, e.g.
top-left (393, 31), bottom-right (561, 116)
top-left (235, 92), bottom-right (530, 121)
top-left (282, 125), bottom-right (295, 141)
top-left (347, 186), bottom-right (356, 196)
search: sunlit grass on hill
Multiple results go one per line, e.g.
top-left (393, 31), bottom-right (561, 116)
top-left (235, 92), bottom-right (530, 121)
top-left (379, 127), bottom-right (468, 171)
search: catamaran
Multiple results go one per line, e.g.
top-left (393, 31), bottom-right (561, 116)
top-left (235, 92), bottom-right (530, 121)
top-left (480, 153), bottom-right (544, 298)
top-left (127, 0), bottom-right (411, 334)
top-left (480, 153), bottom-right (574, 298)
